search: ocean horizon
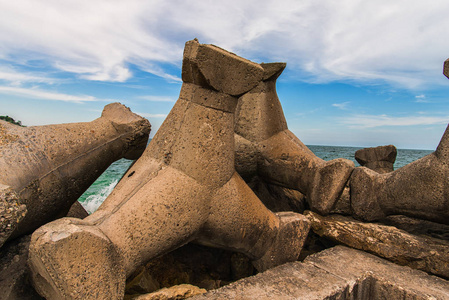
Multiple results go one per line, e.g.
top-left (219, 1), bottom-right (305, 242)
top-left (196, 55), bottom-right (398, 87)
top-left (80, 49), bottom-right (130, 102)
top-left (78, 144), bottom-right (433, 214)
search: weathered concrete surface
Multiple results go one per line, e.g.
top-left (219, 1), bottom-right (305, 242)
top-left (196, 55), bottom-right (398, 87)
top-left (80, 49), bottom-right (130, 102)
top-left (444, 58), bottom-right (449, 79)
top-left (0, 103), bottom-right (150, 243)
top-left (305, 210), bottom-right (449, 279)
top-left (350, 124), bottom-right (449, 224)
top-left (182, 39), bottom-right (264, 96)
top-left (380, 214), bottom-right (449, 241)
top-left (355, 144), bottom-right (397, 173)
top-left (234, 62), bottom-right (354, 215)
top-left (28, 40), bottom-right (309, 300)
top-left (0, 184), bottom-right (26, 248)
top-left (192, 246), bottom-right (449, 299)
top-left (0, 235), bottom-right (43, 300)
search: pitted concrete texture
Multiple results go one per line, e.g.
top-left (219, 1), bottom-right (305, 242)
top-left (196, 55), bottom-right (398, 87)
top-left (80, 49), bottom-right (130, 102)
top-left (192, 246), bottom-right (449, 299)
top-left (234, 62), bottom-right (354, 215)
top-left (355, 144), bottom-right (397, 173)
top-left (306, 210), bottom-right (449, 278)
top-left (0, 184), bottom-right (26, 248)
top-left (350, 124), bottom-right (449, 224)
top-left (29, 40), bottom-right (309, 300)
top-left (182, 39), bottom-right (264, 96)
top-left (0, 103), bottom-right (150, 242)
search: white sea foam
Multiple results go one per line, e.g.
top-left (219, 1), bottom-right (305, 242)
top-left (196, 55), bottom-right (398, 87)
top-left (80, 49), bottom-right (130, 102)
top-left (80, 179), bottom-right (119, 214)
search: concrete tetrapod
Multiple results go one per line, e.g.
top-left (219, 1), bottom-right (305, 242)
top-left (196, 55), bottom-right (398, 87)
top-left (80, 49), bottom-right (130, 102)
top-left (234, 62), bottom-right (354, 215)
top-left (28, 40), bottom-right (310, 300)
top-left (0, 103), bottom-right (150, 246)
top-left (350, 124), bottom-right (449, 224)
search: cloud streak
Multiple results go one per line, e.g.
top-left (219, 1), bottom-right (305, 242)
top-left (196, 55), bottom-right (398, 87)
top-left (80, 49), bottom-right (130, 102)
top-left (1, 1), bottom-right (448, 89)
top-left (137, 112), bottom-right (168, 119)
top-left (0, 86), bottom-right (109, 103)
top-left (341, 114), bottom-right (449, 128)
top-left (332, 102), bottom-right (350, 110)
top-left (138, 95), bottom-right (176, 102)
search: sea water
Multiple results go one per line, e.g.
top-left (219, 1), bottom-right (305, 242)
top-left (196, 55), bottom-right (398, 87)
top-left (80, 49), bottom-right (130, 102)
top-left (77, 145), bottom-right (433, 213)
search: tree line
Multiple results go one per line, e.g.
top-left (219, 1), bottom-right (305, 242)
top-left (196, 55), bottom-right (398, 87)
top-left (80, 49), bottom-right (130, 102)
top-left (0, 115), bottom-right (25, 126)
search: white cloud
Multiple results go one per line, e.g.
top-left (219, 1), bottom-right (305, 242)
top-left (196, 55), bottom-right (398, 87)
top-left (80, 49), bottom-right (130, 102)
top-left (137, 112), bottom-right (167, 119)
top-left (0, 67), bottom-right (56, 85)
top-left (138, 95), bottom-right (176, 102)
top-left (0, 86), bottom-right (109, 103)
top-left (341, 114), bottom-right (449, 128)
top-left (414, 94), bottom-right (430, 103)
top-left (332, 101), bottom-right (350, 110)
top-left (1, 1), bottom-right (449, 88)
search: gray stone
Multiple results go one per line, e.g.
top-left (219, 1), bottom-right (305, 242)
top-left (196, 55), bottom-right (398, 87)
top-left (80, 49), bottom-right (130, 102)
top-left (305, 210), bottom-right (449, 278)
top-left (355, 144), bottom-right (397, 173)
top-left (28, 40), bottom-right (309, 300)
top-left (234, 62), bottom-right (354, 215)
top-left (192, 246), bottom-right (449, 299)
top-left (350, 124), bottom-right (449, 224)
top-left (0, 103), bottom-right (150, 243)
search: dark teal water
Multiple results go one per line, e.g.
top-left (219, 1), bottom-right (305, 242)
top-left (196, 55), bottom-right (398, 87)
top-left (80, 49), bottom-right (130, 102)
top-left (78, 145), bottom-right (433, 213)
top-left (307, 145), bottom-right (433, 169)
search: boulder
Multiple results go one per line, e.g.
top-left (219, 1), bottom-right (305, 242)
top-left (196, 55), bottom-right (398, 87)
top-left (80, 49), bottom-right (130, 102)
top-left (28, 39), bottom-right (310, 300)
top-left (0, 103), bottom-right (150, 245)
top-left (354, 145), bottom-right (397, 173)
top-left (192, 246), bottom-right (449, 299)
top-left (305, 210), bottom-right (449, 279)
top-left (350, 124), bottom-right (449, 224)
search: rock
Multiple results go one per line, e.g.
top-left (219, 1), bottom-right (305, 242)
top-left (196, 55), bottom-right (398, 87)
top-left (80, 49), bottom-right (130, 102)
top-left (305, 210), bottom-right (449, 278)
top-left (252, 212), bottom-right (310, 271)
top-left (65, 201), bottom-right (89, 219)
top-left (0, 235), bottom-right (43, 300)
top-left (350, 124), bottom-right (449, 224)
top-left (0, 103), bottom-right (150, 244)
top-left (354, 145), bottom-right (397, 173)
top-left (234, 62), bottom-right (354, 215)
top-left (0, 184), bottom-right (26, 247)
top-left (444, 58), bottom-right (449, 79)
top-left (380, 214), bottom-right (449, 241)
top-left (192, 246), bottom-right (449, 299)
top-left (28, 39), bottom-right (309, 299)
top-left (132, 284), bottom-right (206, 300)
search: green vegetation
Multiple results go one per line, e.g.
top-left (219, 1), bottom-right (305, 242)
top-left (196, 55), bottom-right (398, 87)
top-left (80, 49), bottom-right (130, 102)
top-left (0, 115), bottom-right (25, 126)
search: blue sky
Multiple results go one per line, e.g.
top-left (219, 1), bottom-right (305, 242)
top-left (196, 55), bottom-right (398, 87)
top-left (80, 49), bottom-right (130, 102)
top-left (1, 1), bottom-right (448, 150)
